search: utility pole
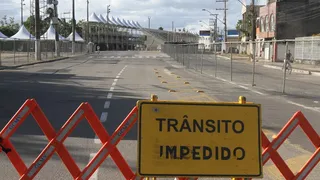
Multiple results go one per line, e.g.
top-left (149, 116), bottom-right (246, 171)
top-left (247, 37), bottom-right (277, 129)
top-left (251, 0), bottom-right (256, 86)
top-left (21, 0), bottom-right (25, 26)
top-left (148, 16), bottom-right (151, 29)
top-left (87, 0), bottom-right (90, 43)
top-left (35, 0), bottom-right (41, 60)
top-left (72, 0), bottom-right (75, 55)
top-left (251, 0), bottom-right (256, 41)
top-left (217, 0), bottom-right (228, 52)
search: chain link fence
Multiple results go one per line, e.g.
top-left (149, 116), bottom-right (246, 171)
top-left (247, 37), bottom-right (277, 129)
top-left (0, 40), bottom-right (87, 67)
top-left (162, 39), bottom-right (320, 95)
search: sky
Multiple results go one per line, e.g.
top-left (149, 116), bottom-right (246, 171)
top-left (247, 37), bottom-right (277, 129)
top-left (1, 0), bottom-right (267, 33)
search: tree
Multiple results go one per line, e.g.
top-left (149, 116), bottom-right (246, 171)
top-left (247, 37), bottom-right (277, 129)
top-left (24, 15), bottom-right (50, 36)
top-left (158, 26), bottom-right (163, 30)
top-left (0, 16), bottom-right (19, 36)
top-left (236, 10), bottom-right (253, 38)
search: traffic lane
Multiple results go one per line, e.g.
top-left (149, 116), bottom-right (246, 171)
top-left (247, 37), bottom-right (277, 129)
top-left (0, 54), bottom-right (126, 179)
top-left (95, 56), bottom-right (179, 180)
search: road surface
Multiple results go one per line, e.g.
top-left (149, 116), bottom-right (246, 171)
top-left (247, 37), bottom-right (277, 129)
top-left (0, 51), bottom-right (319, 179)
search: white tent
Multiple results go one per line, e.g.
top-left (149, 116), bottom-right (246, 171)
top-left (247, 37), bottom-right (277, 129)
top-left (89, 13), bottom-right (103, 23)
top-left (10, 25), bottom-right (35, 40)
top-left (41, 24), bottom-right (66, 40)
top-left (99, 14), bottom-right (108, 24)
top-left (67, 31), bottom-right (85, 42)
top-left (0, 31), bottom-right (8, 39)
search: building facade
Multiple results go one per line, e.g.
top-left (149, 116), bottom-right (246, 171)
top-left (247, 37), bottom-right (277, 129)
top-left (256, 0), bottom-right (320, 61)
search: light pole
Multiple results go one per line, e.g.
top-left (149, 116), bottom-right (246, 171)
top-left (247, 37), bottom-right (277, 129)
top-left (72, 0), bottom-right (75, 55)
top-left (107, 5), bottom-right (110, 50)
top-left (148, 16), bottom-right (151, 29)
top-left (21, 0), bottom-right (25, 26)
top-left (87, 0), bottom-right (90, 43)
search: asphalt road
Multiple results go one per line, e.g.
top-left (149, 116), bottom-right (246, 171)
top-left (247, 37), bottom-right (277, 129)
top-left (0, 51), bottom-right (319, 179)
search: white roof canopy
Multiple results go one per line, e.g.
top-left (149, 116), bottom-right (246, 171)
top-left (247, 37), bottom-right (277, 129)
top-left (41, 24), bottom-right (66, 40)
top-left (67, 31), bottom-right (85, 42)
top-left (89, 13), bottom-right (103, 23)
top-left (99, 14), bottom-right (108, 24)
top-left (10, 25), bottom-right (35, 40)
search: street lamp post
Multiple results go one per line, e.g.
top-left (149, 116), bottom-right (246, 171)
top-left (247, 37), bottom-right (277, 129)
top-left (21, 0), bottom-right (25, 26)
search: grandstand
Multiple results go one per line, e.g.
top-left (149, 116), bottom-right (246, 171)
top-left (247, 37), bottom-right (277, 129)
top-left (82, 13), bottom-right (199, 51)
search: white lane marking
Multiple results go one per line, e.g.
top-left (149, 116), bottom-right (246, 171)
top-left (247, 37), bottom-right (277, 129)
top-left (215, 76), bottom-right (266, 95)
top-left (88, 153), bottom-right (99, 180)
top-left (314, 101), bottom-right (319, 104)
top-left (116, 75), bottom-right (120, 79)
top-left (104, 101), bottom-right (110, 109)
top-left (90, 65), bottom-right (129, 177)
top-left (94, 136), bottom-right (100, 144)
top-left (287, 100), bottom-right (320, 113)
top-left (153, 56), bottom-right (157, 58)
top-left (100, 112), bottom-right (108, 122)
top-left (107, 93), bottom-right (113, 99)
top-left (117, 56), bottom-right (120, 58)
top-left (110, 56), bottom-right (114, 58)
top-left (139, 56), bottom-right (142, 58)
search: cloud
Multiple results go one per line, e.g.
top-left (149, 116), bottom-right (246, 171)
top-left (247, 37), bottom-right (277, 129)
top-left (1, 0), bottom-right (267, 34)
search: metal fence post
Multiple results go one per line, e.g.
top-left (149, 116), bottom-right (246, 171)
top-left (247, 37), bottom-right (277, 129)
top-left (0, 40), bottom-right (2, 66)
top-left (201, 44), bottom-right (204, 74)
top-left (13, 39), bottom-right (16, 64)
top-left (195, 44), bottom-right (198, 71)
top-left (182, 45), bottom-right (185, 66)
top-left (230, 42), bottom-right (233, 81)
top-left (215, 44), bottom-right (218, 78)
top-left (282, 41), bottom-right (288, 94)
top-left (252, 41), bottom-right (256, 86)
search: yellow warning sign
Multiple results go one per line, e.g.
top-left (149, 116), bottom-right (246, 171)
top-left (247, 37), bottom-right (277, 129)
top-left (137, 101), bottom-right (262, 178)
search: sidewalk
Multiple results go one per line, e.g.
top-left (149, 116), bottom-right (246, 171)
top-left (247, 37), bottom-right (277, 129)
top-left (218, 53), bottom-right (320, 76)
top-left (0, 52), bottom-right (86, 70)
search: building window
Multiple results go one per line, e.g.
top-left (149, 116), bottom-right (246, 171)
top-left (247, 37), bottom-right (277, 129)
top-left (256, 19), bottom-right (260, 29)
top-left (260, 16), bottom-right (265, 32)
top-left (265, 15), bottom-right (269, 32)
top-left (270, 14), bottom-right (275, 32)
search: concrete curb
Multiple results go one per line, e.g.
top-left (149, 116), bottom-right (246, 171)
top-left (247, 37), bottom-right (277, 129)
top-left (0, 57), bottom-right (69, 70)
top-left (311, 72), bottom-right (320, 76)
top-left (217, 55), bottom-right (231, 60)
top-left (263, 64), bottom-right (313, 75)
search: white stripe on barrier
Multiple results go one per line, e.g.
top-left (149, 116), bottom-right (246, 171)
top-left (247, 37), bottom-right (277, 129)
top-left (272, 118), bottom-right (299, 150)
top-left (296, 150), bottom-right (320, 180)
top-left (27, 145), bottom-right (55, 177)
top-left (262, 152), bottom-right (270, 163)
top-left (110, 112), bottom-right (137, 146)
top-left (82, 148), bottom-right (108, 179)
top-left (56, 110), bottom-right (84, 142)
top-left (2, 106), bottom-right (29, 139)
